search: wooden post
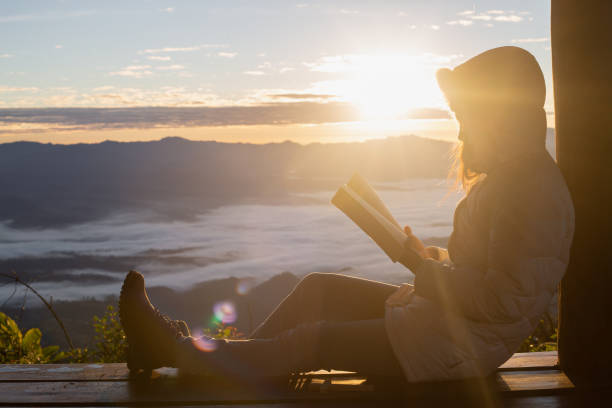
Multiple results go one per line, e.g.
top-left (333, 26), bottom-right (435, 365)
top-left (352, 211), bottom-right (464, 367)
top-left (552, 0), bottom-right (612, 387)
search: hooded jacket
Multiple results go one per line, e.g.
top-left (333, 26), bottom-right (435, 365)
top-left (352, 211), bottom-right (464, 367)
top-left (384, 149), bottom-right (575, 382)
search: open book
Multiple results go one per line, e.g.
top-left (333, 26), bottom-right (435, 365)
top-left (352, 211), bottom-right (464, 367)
top-left (331, 173), bottom-right (422, 265)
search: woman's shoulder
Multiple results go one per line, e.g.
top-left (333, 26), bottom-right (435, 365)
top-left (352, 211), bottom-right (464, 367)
top-left (487, 151), bottom-right (572, 207)
top-left (488, 152), bottom-right (575, 238)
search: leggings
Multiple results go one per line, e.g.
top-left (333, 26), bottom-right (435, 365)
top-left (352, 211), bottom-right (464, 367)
top-left (177, 273), bottom-right (405, 378)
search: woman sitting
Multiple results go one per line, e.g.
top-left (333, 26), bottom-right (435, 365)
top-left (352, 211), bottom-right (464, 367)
top-left (119, 46), bottom-right (574, 383)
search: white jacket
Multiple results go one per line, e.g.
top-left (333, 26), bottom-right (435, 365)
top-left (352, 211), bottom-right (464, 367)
top-left (384, 150), bottom-right (575, 382)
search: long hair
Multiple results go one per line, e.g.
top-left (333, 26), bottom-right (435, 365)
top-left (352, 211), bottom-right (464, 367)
top-left (450, 141), bottom-right (484, 193)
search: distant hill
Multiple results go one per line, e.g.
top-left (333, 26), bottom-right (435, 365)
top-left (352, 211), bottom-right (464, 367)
top-left (0, 135), bottom-right (454, 228)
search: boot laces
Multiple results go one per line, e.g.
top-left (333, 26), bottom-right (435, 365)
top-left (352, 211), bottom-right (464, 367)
top-left (152, 307), bottom-right (183, 339)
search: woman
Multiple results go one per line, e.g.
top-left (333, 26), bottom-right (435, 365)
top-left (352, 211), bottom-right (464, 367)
top-left (119, 46), bottom-right (575, 382)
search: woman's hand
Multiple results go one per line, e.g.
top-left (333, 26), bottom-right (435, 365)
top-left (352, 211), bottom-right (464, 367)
top-left (386, 283), bottom-right (415, 307)
top-left (404, 226), bottom-right (439, 260)
top-left (404, 226), bottom-right (428, 258)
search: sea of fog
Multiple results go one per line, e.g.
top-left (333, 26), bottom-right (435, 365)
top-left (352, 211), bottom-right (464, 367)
top-left (0, 179), bottom-right (462, 302)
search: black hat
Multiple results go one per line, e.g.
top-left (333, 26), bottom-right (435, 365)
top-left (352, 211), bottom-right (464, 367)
top-left (436, 46), bottom-right (545, 112)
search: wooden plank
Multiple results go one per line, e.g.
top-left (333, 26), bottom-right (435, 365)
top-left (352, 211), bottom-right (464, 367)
top-left (0, 396), bottom-right (595, 408)
top-left (0, 352), bottom-right (559, 382)
top-left (0, 363), bottom-right (129, 382)
top-left (0, 379), bottom-right (376, 406)
top-left (498, 351), bottom-right (558, 371)
top-left (495, 370), bottom-right (573, 393)
top-left (0, 369), bottom-right (574, 406)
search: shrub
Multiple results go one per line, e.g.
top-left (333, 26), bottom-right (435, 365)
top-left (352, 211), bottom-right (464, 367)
top-left (203, 321), bottom-right (244, 340)
top-left (89, 305), bottom-right (127, 362)
top-left (518, 317), bottom-right (558, 352)
top-left (0, 312), bottom-right (65, 364)
top-left (64, 305), bottom-right (127, 363)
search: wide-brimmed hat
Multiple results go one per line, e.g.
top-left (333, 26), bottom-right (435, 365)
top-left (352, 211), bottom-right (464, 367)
top-left (436, 46), bottom-right (545, 112)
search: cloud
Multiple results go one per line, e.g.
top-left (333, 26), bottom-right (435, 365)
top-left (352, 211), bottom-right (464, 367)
top-left (139, 44), bottom-right (225, 54)
top-left (0, 103), bottom-right (452, 133)
top-left (470, 15), bottom-right (492, 21)
top-left (50, 86), bottom-right (74, 92)
top-left (279, 67), bottom-right (294, 74)
top-left (340, 9), bottom-right (359, 15)
top-left (268, 93), bottom-right (336, 100)
top-left (0, 54), bottom-right (12, 58)
top-left (0, 180), bottom-right (458, 301)
top-left (244, 70), bottom-right (265, 76)
top-left (142, 46), bottom-right (199, 54)
top-left (55, 44), bottom-right (63, 49)
top-left (0, 86), bottom-right (39, 92)
top-left (109, 65), bottom-right (153, 78)
top-left (0, 103), bottom-right (363, 131)
top-left (1, 86), bottom-right (228, 108)
top-left (0, 10), bottom-right (96, 23)
top-left (217, 52), bottom-right (237, 58)
top-left (494, 15), bottom-right (523, 22)
top-left (92, 86), bottom-right (115, 91)
top-left (447, 20), bottom-right (473, 26)
top-left (125, 65), bottom-right (151, 70)
top-left (305, 53), bottom-right (461, 73)
top-left (468, 10), bottom-right (525, 23)
top-left (160, 7), bottom-right (175, 13)
top-left (156, 64), bottom-right (185, 71)
top-left (430, 25), bottom-right (440, 30)
top-left (511, 37), bottom-right (548, 44)
top-left (457, 10), bottom-right (475, 16)
top-left (147, 55), bottom-right (171, 61)
top-left (296, 3), bottom-right (309, 8)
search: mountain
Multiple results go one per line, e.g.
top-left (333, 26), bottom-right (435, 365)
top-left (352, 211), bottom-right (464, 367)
top-left (0, 135), bottom-right (454, 229)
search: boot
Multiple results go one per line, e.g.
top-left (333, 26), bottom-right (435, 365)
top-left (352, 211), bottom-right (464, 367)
top-left (119, 270), bottom-right (189, 371)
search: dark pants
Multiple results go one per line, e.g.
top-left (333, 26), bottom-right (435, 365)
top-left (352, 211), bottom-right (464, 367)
top-left (178, 273), bottom-right (405, 377)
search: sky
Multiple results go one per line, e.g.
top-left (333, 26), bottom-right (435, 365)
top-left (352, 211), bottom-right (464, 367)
top-left (0, 0), bottom-right (553, 144)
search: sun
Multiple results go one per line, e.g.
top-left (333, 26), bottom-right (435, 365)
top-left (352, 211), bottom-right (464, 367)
top-left (315, 54), bottom-right (444, 121)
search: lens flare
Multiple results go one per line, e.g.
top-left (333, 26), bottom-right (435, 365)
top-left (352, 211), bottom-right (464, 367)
top-left (236, 278), bottom-right (255, 295)
top-left (191, 330), bottom-right (218, 352)
top-left (213, 301), bottom-right (237, 324)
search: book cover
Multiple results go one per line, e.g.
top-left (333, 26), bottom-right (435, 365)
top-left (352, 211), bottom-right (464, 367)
top-left (331, 173), bottom-right (408, 262)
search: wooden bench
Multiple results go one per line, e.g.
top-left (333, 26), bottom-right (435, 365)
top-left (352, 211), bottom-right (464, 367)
top-left (0, 351), bottom-right (606, 407)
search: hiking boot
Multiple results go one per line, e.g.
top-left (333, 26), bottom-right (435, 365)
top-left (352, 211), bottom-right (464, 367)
top-left (119, 270), bottom-right (189, 371)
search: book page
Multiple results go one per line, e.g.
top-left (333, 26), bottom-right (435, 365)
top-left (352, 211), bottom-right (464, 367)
top-left (332, 185), bottom-right (408, 262)
top-left (346, 173), bottom-right (403, 231)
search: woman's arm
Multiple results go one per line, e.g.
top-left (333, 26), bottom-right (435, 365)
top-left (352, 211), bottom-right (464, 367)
top-left (411, 188), bottom-right (573, 323)
top-left (400, 226), bottom-right (451, 269)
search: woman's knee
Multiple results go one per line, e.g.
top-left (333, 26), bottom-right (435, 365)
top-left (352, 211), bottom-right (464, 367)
top-left (296, 272), bottom-right (335, 295)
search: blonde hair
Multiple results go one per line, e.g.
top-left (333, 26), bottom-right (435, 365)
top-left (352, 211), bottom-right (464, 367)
top-left (449, 141), bottom-right (484, 193)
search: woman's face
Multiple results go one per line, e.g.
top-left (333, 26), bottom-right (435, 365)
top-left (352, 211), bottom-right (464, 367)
top-left (455, 107), bottom-right (498, 173)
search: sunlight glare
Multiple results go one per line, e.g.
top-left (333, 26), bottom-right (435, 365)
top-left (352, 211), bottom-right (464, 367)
top-left (315, 55), bottom-right (445, 121)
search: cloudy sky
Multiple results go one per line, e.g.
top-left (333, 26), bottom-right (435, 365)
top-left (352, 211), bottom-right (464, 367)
top-left (0, 0), bottom-right (552, 144)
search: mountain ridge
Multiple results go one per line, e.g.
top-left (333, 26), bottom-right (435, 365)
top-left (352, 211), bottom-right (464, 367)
top-left (0, 134), bottom-right (455, 229)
